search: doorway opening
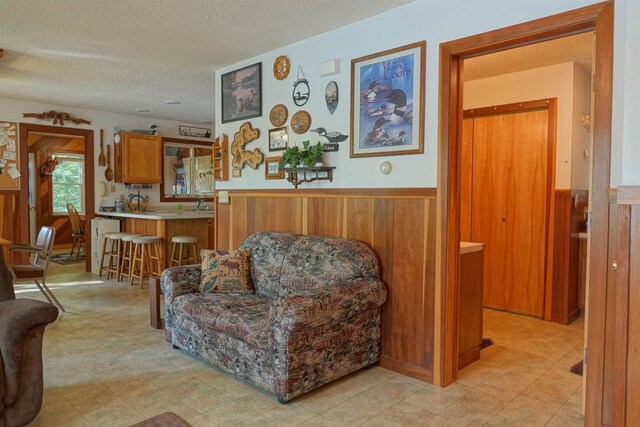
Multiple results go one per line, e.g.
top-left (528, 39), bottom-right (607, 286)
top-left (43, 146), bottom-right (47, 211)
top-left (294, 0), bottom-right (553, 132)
top-left (437, 2), bottom-right (613, 426)
top-left (19, 123), bottom-right (94, 273)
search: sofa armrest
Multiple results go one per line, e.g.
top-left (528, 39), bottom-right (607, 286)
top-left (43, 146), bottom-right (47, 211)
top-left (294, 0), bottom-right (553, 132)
top-left (0, 299), bottom-right (58, 403)
top-left (160, 265), bottom-right (201, 303)
top-left (272, 278), bottom-right (387, 332)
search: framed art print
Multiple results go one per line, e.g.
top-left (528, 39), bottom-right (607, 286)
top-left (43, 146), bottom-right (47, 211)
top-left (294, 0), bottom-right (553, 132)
top-left (268, 127), bottom-right (288, 152)
top-left (221, 63), bottom-right (262, 124)
top-left (264, 156), bottom-right (284, 180)
top-left (350, 41), bottom-right (425, 158)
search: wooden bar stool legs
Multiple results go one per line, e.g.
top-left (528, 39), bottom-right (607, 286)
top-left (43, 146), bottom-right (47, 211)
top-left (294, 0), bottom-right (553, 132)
top-left (170, 236), bottom-right (198, 266)
top-left (130, 236), bottom-right (163, 289)
top-left (99, 232), bottom-right (124, 278)
top-left (119, 234), bottom-right (142, 282)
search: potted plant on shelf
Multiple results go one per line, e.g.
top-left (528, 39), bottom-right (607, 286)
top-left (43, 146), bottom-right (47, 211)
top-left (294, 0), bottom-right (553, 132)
top-left (300, 140), bottom-right (325, 167)
top-left (282, 145), bottom-right (301, 168)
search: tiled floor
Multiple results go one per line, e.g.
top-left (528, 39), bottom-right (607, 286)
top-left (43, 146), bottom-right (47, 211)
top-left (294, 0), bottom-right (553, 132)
top-left (18, 262), bottom-right (585, 426)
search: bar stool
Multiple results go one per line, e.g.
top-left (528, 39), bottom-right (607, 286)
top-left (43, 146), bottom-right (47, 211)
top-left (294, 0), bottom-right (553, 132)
top-left (99, 232), bottom-right (128, 279)
top-left (170, 236), bottom-right (198, 266)
top-left (118, 233), bottom-right (143, 282)
top-left (130, 236), bottom-right (163, 288)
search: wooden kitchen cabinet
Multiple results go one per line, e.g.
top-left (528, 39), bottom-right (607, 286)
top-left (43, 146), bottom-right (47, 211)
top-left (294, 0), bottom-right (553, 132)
top-left (115, 132), bottom-right (162, 183)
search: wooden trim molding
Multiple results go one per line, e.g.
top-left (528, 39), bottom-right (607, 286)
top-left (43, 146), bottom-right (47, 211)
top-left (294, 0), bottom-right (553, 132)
top-left (617, 186), bottom-right (640, 205)
top-left (463, 99), bottom-right (554, 118)
top-left (219, 187), bottom-right (437, 199)
top-left (437, 4), bottom-right (614, 426)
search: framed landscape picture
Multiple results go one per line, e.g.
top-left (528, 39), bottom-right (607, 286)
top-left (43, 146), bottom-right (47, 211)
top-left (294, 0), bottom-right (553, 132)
top-left (350, 41), bottom-right (426, 158)
top-left (221, 63), bottom-right (262, 124)
top-left (268, 127), bottom-right (288, 152)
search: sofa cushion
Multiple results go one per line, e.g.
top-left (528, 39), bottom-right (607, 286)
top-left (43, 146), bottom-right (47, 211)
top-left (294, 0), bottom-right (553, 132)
top-left (173, 293), bottom-right (271, 348)
top-left (240, 232), bottom-right (299, 298)
top-left (278, 236), bottom-right (380, 294)
top-left (199, 249), bottom-right (253, 294)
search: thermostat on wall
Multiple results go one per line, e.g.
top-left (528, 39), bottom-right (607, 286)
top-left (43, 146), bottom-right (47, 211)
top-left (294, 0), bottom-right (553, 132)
top-left (319, 59), bottom-right (340, 77)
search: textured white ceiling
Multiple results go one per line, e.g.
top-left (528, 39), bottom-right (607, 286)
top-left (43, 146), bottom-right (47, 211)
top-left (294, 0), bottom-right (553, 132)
top-left (0, 0), bottom-right (413, 123)
top-left (464, 32), bottom-right (593, 81)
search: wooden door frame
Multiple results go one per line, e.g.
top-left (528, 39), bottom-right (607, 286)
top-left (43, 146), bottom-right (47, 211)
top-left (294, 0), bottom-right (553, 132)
top-left (436, 2), bottom-right (613, 426)
top-left (462, 98), bottom-right (558, 319)
top-left (19, 123), bottom-right (95, 273)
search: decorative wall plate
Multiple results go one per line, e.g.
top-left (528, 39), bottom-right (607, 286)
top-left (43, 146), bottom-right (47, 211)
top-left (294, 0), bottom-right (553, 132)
top-left (290, 110), bottom-right (312, 134)
top-left (269, 104), bottom-right (288, 127)
top-left (273, 55), bottom-right (291, 80)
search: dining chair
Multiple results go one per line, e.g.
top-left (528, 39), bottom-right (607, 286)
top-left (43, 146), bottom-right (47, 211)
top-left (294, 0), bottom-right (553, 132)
top-left (7, 226), bottom-right (65, 312)
top-left (66, 202), bottom-right (85, 258)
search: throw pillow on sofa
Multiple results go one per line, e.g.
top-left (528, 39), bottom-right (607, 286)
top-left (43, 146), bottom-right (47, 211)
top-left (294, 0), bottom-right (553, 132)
top-left (199, 249), bottom-right (253, 293)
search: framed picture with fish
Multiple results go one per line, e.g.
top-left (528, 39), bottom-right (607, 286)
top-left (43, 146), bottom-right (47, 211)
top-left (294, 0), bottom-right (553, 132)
top-left (350, 41), bottom-right (426, 158)
top-left (221, 63), bottom-right (262, 124)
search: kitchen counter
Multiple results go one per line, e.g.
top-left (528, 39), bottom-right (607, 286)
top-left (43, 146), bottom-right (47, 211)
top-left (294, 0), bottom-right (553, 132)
top-left (95, 210), bottom-right (215, 269)
top-left (96, 210), bottom-right (214, 220)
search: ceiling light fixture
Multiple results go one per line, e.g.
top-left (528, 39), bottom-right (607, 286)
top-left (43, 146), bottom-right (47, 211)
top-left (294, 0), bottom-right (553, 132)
top-left (135, 108), bottom-right (150, 113)
top-left (164, 100), bottom-right (181, 105)
top-left (198, 120), bottom-right (212, 124)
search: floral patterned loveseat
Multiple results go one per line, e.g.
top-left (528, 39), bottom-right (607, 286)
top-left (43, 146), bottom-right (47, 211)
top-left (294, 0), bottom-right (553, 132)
top-left (160, 231), bottom-right (388, 402)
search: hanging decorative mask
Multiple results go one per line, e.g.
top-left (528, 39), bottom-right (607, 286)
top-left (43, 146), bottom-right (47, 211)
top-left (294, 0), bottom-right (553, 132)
top-left (292, 66), bottom-right (310, 107)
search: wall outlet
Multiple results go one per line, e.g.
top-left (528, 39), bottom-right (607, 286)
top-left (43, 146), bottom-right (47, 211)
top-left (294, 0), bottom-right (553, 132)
top-left (218, 191), bottom-right (229, 204)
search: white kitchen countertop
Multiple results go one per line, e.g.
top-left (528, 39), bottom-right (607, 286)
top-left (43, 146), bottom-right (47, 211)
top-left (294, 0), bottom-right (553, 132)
top-left (95, 210), bottom-right (214, 220)
top-left (460, 241), bottom-right (485, 254)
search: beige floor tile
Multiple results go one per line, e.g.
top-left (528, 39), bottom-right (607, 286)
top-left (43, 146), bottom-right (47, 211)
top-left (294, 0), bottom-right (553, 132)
top-left (262, 402), bottom-right (317, 426)
top-left (183, 414), bottom-right (218, 427)
top-left (181, 389), bottom-right (233, 413)
top-left (372, 376), bottom-right (426, 400)
top-left (235, 390), bottom-right (280, 413)
top-left (402, 387), bottom-right (459, 414)
top-left (29, 414), bottom-right (92, 427)
top-left (379, 400), bottom-right (435, 425)
top-left (545, 415), bottom-right (583, 427)
top-left (203, 400), bottom-right (261, 425)
top-left (421, 415), bottom-right (465, 426)
top-left (360, 414), bottom-right (407, 427)
top-left (234, 414), bottom-right (278, 427)
top-left (81, 400), bottom-right (141, 427)
top-left (438, 401), bottom-right (495, 426)
top-left (322, 401), bottom-right (376, 426)
top-left (348, 388), bottom-right (401, 414)
top-left (298, 415), bottom-right (342, 427)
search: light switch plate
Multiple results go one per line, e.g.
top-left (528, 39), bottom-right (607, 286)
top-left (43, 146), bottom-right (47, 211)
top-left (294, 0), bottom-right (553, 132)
top-left (218, 191), bottom-right (229, 204)
top-left (110, 184), bottom-right (116, 192)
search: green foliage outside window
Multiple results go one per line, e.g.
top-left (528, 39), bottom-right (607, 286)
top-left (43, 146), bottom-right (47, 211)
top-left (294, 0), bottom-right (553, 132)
top-left (52, 160), bottom-right (83, 213)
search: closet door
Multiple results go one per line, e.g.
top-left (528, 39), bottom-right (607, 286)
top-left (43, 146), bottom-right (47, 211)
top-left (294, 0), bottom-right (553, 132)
top-left (470, 109), bottom-right (549, 317)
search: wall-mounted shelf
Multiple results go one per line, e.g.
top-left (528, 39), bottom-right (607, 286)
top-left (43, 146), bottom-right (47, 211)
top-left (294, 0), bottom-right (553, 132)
top-left (283, 166), bottom-right (335, 189)
top-left (212, 134), bottom-right (229, 182)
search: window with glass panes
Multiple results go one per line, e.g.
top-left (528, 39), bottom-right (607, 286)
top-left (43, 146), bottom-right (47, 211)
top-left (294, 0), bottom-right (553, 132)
top-left (51, 154), bottom-right (84, 214)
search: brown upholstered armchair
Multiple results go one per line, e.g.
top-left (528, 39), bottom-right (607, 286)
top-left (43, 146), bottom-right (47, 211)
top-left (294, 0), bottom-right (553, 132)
top-left (0, 244), bottom-right (58, 427)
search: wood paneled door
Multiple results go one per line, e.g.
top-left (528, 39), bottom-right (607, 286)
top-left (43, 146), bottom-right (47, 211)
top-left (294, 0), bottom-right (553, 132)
top-left (460, 100), bottom-right (556, 317)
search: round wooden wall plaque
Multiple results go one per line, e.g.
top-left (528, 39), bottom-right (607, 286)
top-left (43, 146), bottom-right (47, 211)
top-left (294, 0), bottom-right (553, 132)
top-left (269, 104), bottom-right (288, 127)
top-left (273, 55), bottom-right (291, 80)
top-left (290, 110), bottom-right (311, 134)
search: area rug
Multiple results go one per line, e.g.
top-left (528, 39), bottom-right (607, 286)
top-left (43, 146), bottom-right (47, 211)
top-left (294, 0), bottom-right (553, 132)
top-left (130, 412), bottom-right (191, 427)
top-left (50, 254), bottom-right (85, 265)
top-left (570, 360), bottom-right (584, 376)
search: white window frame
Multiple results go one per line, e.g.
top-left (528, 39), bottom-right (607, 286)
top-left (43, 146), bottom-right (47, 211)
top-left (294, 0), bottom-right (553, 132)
top-left (51, 153), bottom-right (85, 215)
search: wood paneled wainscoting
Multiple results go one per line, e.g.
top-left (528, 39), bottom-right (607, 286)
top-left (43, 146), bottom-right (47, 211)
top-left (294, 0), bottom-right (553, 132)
top-left (613, 186), bottom-right (640, 425)
top-left (215, 188), bottom-right (438, 381)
